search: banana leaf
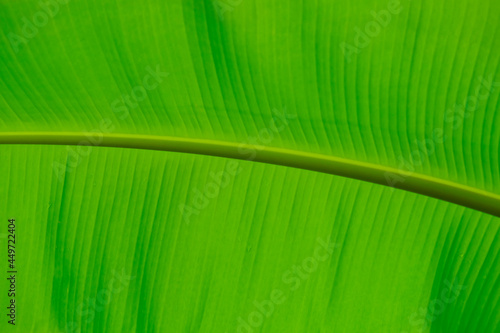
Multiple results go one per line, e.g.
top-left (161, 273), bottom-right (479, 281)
top-left (0, 0), bottom-right (499, 332)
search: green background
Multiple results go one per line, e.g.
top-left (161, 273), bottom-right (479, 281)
top-left (0, 0), bottom-right (499, 331)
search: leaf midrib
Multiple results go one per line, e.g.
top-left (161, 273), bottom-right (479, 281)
top-left (1, 131), bottom-right (499, 218)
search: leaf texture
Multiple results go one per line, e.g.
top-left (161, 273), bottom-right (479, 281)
top-left (1, 145), bottom-right (499, 332)
top-left (0, 0), bottom-right (499, 332)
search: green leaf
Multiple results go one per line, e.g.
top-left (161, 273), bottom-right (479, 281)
top-left (0, 0), bottom-right (499, 332)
